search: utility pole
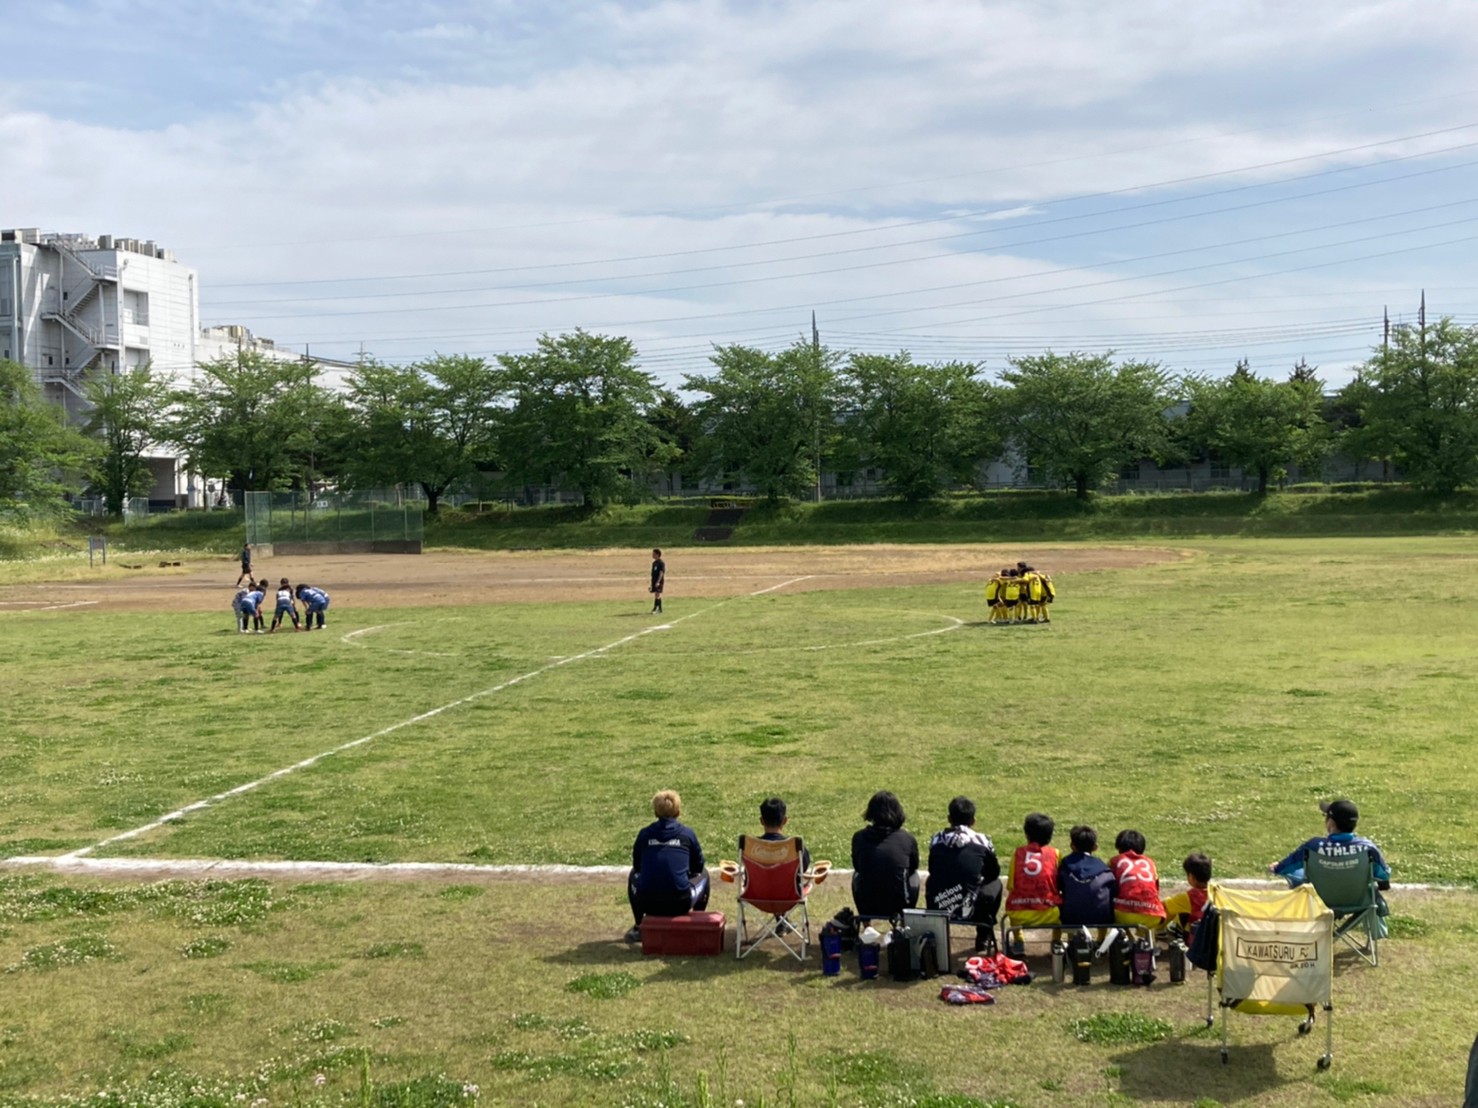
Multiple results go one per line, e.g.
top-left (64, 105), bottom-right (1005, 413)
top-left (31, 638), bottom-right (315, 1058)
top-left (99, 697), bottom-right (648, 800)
top-left (1382, 305), bottom-right (1389, 354)
top-left (812, 311), bottom-right (822, 503)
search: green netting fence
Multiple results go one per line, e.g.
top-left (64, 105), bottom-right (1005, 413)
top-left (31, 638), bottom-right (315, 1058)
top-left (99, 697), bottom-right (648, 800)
top-left (243, 489), bottom-right (425, 546)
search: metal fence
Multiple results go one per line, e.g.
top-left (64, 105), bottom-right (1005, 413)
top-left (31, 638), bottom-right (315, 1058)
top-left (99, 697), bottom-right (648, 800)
top-left (243, 489), bottom-right (425, 546)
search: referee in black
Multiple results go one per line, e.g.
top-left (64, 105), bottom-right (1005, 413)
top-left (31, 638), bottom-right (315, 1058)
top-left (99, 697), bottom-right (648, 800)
top-left (649, 548), bottom-right (665, 614)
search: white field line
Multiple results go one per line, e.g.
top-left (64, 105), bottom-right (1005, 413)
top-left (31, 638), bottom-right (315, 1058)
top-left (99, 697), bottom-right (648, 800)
top-left (0, 854), bottom-right (1459, 894)
top-left (0, 599), bottom-right (98, 612)
top-left (48, 575), bottom-right (814, 863)
top-left (341, 624), bottom-right (459, 657)
top-left (802, 614), bottom-right (963, 652)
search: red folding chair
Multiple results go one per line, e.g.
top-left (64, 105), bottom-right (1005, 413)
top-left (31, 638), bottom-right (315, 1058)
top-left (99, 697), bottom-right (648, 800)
top-left (721, 835), bottom-right (830, 961)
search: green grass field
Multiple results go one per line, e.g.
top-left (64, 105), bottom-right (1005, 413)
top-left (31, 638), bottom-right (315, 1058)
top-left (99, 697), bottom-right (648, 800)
top-left (1, 537), bottom-right (1476, 1106)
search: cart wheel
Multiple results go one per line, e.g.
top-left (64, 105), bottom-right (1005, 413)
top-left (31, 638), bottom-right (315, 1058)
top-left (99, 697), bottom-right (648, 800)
top-left (1317, 1055), bottom-right (1332, 1071)
top-left (1205, 1017), bottom-right (1215, 1028)
top-left (1297, 1019), bottom-right (1313, 1036)
top-left (1220, 1050), bottom-right (1229, 1065)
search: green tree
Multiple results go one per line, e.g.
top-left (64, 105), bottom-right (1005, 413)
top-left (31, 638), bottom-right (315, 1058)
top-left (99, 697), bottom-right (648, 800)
top-left (82, 364), bottom-right (173, 515)
top-left (1339, 318), bottom-right (1478, 494)
top-left (843, 352), bottom-right (996, 500)
top-left (169, 350), bottom-right (321, 491)
top-left (646, 388), bottom-right (701, 495)
top-left (998, 352), bottom-right (1173, 499)
top-left (344, 354), bottom-right (505, 514)
top-left (0, 359), bottom-right (92, 516)
top-left (684, 340), bottom-right (843, 502)
top-left (1182, 359), bottom-right (1329, 494)
top-left (498, 331), bottom-right (670, 506)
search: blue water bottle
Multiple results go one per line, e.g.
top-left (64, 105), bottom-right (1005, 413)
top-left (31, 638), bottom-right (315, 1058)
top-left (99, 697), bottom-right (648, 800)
top-left (821, 925), bottom-right (843, 976)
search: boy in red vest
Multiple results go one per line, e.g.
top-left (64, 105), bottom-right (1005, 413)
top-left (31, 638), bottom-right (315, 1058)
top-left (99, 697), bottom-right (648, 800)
top-left (1161, 851), bottom-right (1212, 941)
top-left (1109, 829), bottom-right (1167, 932)
top-left (1003, 812), bottom-right (1061, 956)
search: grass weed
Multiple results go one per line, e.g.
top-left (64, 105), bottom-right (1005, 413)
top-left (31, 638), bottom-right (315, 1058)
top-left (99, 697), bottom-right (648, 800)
top-left (0, 875), bottom-right (1470, 1105)
top-left (4, 538), bottom-right (1476, 886)
top-left (3, 536), bottom-right (1478, 1104)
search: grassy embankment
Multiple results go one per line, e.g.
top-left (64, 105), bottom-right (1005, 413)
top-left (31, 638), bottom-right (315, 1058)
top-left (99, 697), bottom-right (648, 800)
top-left (7, 488), bottom-right (1478, 568)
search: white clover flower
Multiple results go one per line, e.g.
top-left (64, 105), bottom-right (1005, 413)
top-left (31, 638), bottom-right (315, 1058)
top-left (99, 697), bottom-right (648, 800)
top-left (462, 1084), bottom-right (479, 1098)
top-left (312, 1073), bottom-right (326, 1086)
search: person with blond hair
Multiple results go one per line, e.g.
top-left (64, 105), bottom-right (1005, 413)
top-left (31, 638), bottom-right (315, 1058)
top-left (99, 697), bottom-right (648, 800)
top-left (625, 789), bottom-right (709, 943)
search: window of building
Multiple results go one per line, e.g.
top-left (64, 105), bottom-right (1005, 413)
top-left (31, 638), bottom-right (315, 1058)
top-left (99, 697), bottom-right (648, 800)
top-left (123, 289), bottom-right (150, 326)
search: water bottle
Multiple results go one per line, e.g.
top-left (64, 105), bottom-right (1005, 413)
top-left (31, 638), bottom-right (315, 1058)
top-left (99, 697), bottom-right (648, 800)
top-left (1109, 933), bottom-right (1132, 986)
top-left (1168, 941), bottom-right (1187, 984)
top-left (1050, 941), bottom-right (1066, 984)
top-left (858, 926), bottom-right (882, 980)
top-left (1069, 931), bottom-right (1093, 986)
top-left (821, 925), bottom-right (843, 977)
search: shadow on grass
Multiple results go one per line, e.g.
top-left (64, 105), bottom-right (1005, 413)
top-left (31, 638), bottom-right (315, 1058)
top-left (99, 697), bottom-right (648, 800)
top-left (546, 937), bottom-right (831, 986)
top-left (1109, 1039), bottom-right (1284, 1101)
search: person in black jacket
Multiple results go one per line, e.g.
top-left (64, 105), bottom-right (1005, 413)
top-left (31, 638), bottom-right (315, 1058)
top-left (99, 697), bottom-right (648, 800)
top-left (625, 789), bottom-right (709, 943)
top-left (925, 796), bottom-right (1004, 952)
top-left (850, 791), bottom-right (919, 919)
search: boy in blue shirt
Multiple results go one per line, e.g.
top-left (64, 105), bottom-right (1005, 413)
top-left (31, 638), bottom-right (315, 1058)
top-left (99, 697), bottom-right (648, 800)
top-left (234, 581), bottom-right (266, 633)
top-left (1269, 798), bottom-right (1391, 933)
top-left (296, 584), bottom-right (331, 630)
top-left (1058, 824), bottom-right (1116, 928)
top-left (269, 578), bottom-right (301, 633)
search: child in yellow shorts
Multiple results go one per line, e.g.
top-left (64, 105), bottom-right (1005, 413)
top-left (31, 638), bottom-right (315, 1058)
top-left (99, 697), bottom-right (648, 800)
top-left (1003, 812), bottom-right (1061, 954)
top-left (1109, 829), bottom-right (1168, 932)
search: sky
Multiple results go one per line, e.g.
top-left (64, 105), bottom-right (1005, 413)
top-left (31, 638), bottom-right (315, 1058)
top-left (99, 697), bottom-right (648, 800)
top-left (5, 0), bottom-right (1478, 390)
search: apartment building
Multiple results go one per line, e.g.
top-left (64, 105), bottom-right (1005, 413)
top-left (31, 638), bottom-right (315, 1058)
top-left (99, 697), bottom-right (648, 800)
top-left (1, 227), bottom-right (200, 503)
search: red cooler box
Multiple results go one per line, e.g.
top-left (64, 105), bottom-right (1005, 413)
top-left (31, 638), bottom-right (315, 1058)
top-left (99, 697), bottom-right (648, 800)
top-left (641, 912), bottom-right (726, 956)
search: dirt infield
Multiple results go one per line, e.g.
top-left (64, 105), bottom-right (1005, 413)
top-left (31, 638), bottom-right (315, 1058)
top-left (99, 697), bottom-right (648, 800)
top-left (0, 543), bottom-right (1187, 613)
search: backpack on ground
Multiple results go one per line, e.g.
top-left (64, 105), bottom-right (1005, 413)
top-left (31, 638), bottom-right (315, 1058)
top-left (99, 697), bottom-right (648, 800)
top-left (1186, 905), bottom-right (1220, 972)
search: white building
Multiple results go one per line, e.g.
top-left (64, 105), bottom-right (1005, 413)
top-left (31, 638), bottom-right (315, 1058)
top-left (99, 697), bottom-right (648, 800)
top-left (1, 227), bottom-right (200, 504)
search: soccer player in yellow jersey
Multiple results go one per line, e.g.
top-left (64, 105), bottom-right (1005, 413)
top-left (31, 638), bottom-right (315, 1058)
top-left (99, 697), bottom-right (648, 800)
top-left (984, 571), bottom-right (1005, 623)
top-left (1001, 570), bottom-right (1023, 622)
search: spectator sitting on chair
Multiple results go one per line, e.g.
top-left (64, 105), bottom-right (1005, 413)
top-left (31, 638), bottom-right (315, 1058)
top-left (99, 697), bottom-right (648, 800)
top-left (850, 790), bottom-right (919, 920)
top-left (1161, 851), bottom-right (1213, 942)
top-left (1268, 797), bottom-right (1390, 932)
top-left (626, 789), bottom-right (709, 944)
top-left (925, 795), bottom-right (1003, 952)
top-left (758, 796), bottom-right (811, 874)
top-left (1058, 824), bottom-right (1117, 929)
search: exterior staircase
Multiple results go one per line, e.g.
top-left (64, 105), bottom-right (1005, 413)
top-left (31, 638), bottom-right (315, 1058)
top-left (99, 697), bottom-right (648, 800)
top-left (693, 501), bottom-right (748, 541)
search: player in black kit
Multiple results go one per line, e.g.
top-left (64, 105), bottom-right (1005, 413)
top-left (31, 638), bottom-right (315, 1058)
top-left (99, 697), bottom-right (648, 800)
top-left (649, 548), bottom-right (665, 614)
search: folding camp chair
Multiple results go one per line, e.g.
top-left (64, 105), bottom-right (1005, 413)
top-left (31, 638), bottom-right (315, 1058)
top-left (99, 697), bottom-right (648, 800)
top-left (720, 836), bottom-right (830, 961)
top-left (1304, 848), bottom-right (1383, 967)
top-left (1202, 882), bottom-right (1335, 1069)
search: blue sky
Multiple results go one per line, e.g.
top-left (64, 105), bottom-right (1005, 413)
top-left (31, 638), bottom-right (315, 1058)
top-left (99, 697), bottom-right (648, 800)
top-left (5, 0), bottom-right (1478, 387)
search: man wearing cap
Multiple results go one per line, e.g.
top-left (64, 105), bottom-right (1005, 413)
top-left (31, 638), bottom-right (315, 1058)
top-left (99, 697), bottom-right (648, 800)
top-left (1268, 799), bottom-right (1391, 929)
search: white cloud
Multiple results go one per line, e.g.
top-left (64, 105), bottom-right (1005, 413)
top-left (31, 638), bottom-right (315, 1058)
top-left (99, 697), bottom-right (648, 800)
top-left (3, 0), bottom-right (1477, 383)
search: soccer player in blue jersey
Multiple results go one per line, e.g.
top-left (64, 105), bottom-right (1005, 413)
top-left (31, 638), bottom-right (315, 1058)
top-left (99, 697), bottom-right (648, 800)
top-left (269, 577), bottom-right (301, 633)
top-left (235, 581), bottom-right (267, 633)
top-left (295, 583), bottom-right (331, 630)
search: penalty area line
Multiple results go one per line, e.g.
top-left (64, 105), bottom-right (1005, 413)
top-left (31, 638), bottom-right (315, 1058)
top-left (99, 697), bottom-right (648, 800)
top-left (44, 574), bottom-right (810, 863)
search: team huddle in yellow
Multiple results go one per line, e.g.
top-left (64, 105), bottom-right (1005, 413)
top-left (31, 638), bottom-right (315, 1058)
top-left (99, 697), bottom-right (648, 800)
top-left (985, 562), bottom-right (1056, 624)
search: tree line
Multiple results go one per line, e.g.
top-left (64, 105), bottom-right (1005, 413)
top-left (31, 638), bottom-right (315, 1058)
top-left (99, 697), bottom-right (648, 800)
top-left (5, 319), bottom-right (1478, 518)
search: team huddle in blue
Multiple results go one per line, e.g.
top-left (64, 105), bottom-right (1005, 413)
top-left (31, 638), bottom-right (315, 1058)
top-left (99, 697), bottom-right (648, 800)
top-left (231, 576), bottom-right (331, 634)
